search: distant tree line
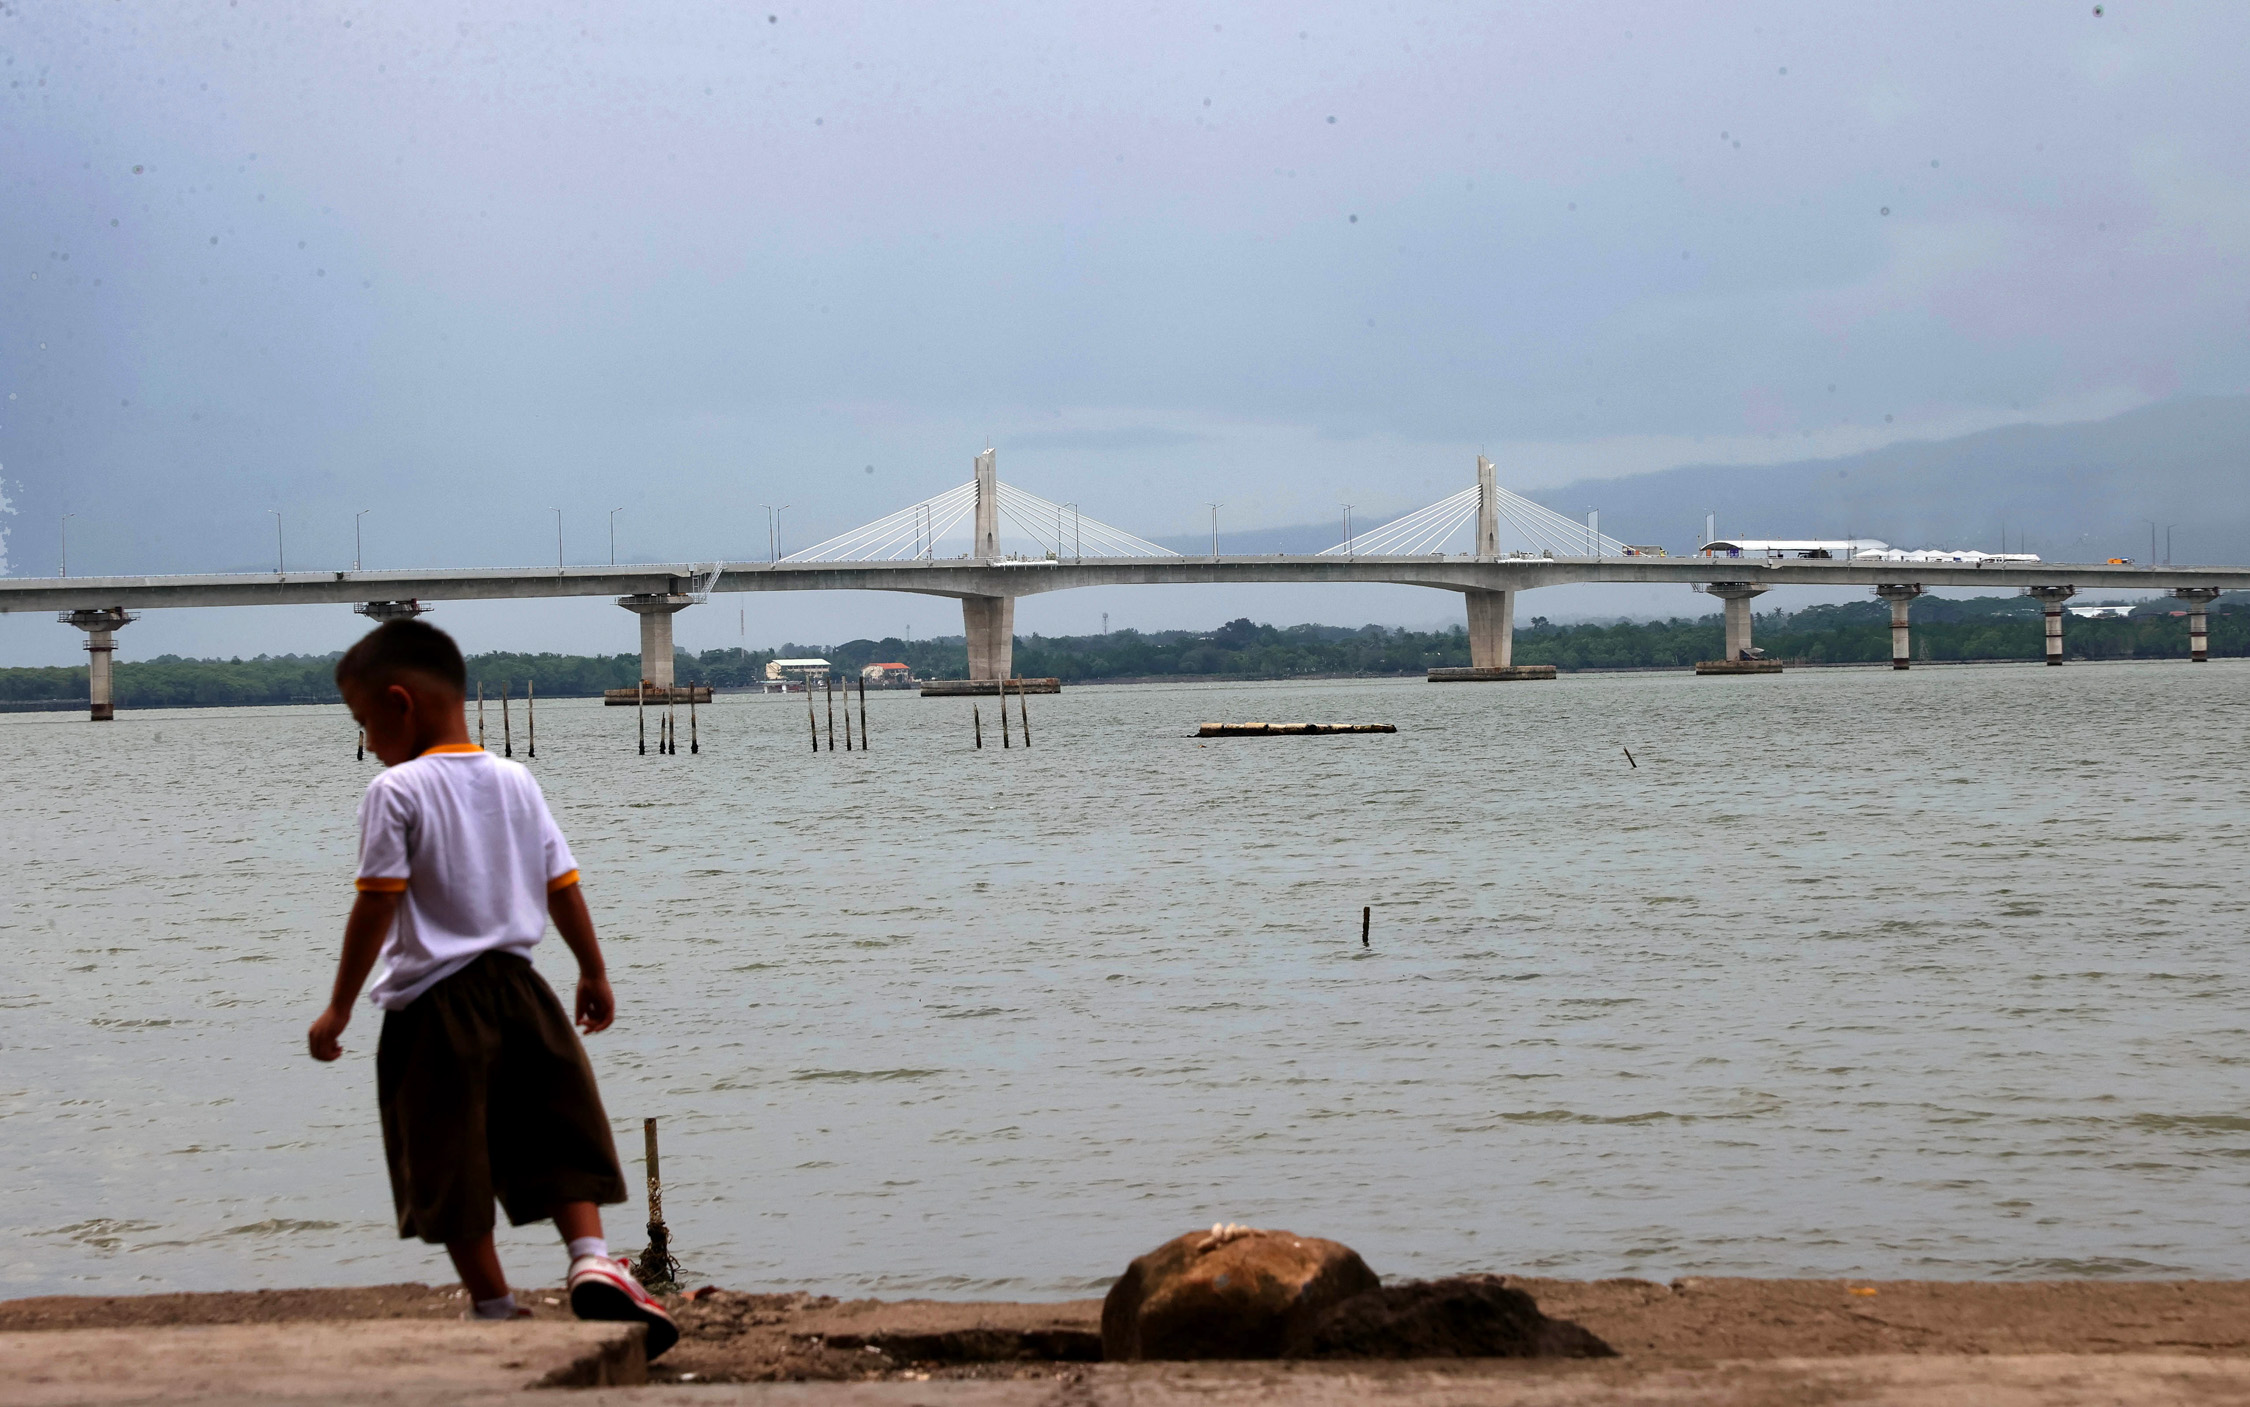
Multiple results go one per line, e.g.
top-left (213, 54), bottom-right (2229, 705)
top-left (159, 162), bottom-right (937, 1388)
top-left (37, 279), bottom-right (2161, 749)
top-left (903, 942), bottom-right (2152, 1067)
top-left (1, 595), bottom-right (2241, 707)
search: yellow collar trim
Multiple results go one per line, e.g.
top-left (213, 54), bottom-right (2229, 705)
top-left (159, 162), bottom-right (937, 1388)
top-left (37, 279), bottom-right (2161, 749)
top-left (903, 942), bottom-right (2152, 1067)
top-left (420, 743), bottom-right (484, 756)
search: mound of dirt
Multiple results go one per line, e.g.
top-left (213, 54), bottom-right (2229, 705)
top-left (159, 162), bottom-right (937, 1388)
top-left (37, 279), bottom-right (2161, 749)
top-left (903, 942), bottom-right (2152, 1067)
top-left (1287, 1275), bottom-right (1613, 1359)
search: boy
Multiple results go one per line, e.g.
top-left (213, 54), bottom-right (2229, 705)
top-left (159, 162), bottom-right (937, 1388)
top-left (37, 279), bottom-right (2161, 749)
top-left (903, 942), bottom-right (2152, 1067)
top-left (307, 619), bottom-right (676, 1357)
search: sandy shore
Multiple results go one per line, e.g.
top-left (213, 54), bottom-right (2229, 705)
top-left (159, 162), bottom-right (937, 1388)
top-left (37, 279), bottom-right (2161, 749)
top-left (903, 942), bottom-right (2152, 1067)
top-left (8, 1277), bottom-right (2250, 1386)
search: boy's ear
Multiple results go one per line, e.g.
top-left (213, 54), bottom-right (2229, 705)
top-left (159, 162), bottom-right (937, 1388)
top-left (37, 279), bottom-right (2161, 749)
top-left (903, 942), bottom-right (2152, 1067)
top-left (384, 681), bottom-right (417, 718)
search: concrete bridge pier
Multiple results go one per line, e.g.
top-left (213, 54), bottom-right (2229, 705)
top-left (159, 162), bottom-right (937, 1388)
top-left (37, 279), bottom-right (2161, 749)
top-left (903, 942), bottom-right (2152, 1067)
top-left (2027, 585), bottom-right (2075, 665)
top-left (1876, 585), bottom-right (1924, 669)
top-left (619, 593), bottom-right (693, 687)
top-left (2175, 587), bottom-right (2221, 661)
top-left (1464, 589), bottom-right (1513, 668)
top-left (1693, 583), bottom-right (1778, 674)
top-left (60, 608), bottom-right (135, 720)
top-left (962, 596), bottom-right (1016, 681)
top-left (353, 600), bottom-right (430, 624)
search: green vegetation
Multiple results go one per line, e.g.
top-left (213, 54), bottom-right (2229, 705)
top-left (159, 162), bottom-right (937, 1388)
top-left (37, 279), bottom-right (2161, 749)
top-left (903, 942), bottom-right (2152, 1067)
top-left (2, 595), bottom-right (2242, 708)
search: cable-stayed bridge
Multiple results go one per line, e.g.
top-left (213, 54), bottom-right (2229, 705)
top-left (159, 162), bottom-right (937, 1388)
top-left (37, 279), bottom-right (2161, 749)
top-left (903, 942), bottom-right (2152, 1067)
top-left (6, 448), bottom-right (2246, 717)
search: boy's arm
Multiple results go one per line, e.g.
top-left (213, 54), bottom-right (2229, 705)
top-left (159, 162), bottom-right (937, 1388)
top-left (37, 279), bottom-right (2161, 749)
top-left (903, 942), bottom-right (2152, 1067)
top-left (308, 890), bottom-right (401, 1061)
top-left (548, 881), bottom-right (614, 1035)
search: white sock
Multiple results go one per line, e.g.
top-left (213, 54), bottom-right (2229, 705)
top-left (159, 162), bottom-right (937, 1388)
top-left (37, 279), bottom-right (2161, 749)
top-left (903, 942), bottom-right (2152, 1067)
top-left (472, 1292), bottom-right (519, 1320)
top-left (567, 1236), bottom-right (608, 1263)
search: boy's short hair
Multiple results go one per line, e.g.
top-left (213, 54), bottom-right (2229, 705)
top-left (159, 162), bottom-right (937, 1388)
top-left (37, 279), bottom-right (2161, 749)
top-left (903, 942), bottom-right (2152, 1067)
top-left (336, 619), bottom-right (468, 694)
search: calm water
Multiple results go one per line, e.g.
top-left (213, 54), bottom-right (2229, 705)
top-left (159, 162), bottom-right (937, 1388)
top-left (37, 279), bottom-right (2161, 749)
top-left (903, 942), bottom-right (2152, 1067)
top-left (5, 661), bottom-right (2250, 1297)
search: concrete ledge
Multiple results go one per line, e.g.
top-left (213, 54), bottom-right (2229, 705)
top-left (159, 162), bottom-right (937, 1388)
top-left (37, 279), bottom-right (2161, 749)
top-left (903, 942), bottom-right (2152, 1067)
top-left (1426, 666), bottom-right (1557, 682)
top-left (602, 686), bottom-right (713, 705)
top-left (1694, 660), bottom-right (1784, 675)
top-left (0, 1320), bottom-right (643, 1404)
top-left (920, 679), bottom-right (1062, 696)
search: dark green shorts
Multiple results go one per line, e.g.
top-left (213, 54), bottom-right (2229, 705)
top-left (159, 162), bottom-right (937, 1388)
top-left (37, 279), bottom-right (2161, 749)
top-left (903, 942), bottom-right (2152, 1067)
top-left (376, 951), bottom-right (627, 1244)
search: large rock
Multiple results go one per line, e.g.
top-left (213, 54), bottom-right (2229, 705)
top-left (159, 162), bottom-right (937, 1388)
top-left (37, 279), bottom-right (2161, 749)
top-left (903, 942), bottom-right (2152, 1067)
top-left (1101, 1225), bottom-right (1380, 1361)
top-left (1284, 1275), bottom-right (1615, 1359)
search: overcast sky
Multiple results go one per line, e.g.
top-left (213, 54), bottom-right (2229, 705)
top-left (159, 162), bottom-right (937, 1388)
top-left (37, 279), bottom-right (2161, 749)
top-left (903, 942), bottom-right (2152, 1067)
top-left (4, 0), bottom-right (2244, 661)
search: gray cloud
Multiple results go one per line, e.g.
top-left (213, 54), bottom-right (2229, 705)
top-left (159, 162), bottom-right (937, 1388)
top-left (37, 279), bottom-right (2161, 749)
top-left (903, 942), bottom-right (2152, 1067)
top-left (4, 0), bottom-right (2245, 661)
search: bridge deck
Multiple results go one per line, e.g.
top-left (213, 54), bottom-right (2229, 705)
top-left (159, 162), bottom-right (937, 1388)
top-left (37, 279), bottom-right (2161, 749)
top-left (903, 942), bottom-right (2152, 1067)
top-left (4, 557), bottom-right (2246, 613)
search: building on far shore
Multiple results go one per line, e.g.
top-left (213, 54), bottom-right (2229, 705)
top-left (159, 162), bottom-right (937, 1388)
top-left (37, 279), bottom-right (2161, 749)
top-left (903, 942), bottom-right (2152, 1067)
top-left (861, 662), bottom-right (914, 688)
top-left (762, 657), bottom-right (830, 693)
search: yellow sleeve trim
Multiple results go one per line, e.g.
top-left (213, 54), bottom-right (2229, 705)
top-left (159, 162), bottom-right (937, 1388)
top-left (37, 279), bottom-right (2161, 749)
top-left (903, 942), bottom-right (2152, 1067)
top-left (355, 876), bottom-right (409, 893)
top-left (547, 869), bottom-right (581, 893)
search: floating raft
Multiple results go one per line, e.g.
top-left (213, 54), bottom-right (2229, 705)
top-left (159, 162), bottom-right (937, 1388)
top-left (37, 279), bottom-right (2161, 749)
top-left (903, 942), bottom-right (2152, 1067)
top-left (921, 677), bottom-right (1062, 697)
top-left (1694, 659), bottom-right (1785, 675)
top-left (1427, 665), bottom-right (1557, 682)
top-left (1196, 722), bottom-right (1396, 737)
top-left (602, 685), bottom-right (713, 706)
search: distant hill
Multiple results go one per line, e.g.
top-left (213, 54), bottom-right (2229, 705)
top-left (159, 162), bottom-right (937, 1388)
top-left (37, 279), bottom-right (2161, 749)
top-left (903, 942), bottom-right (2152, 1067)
top-left (1524, 395), bottom-right (2250, 563)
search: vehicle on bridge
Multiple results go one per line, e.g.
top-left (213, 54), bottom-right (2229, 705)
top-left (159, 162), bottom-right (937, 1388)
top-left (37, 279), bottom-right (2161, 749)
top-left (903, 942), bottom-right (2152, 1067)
top-left (1854, 547), bottom-right (2043, 564)
top-left (1703, 539), bottom-right (1890, 559)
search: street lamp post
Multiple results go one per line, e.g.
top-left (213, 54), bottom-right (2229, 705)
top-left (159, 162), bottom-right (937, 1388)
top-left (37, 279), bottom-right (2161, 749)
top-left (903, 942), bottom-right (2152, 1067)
top-left (550, 507), bottom-right (563, 568)
top-left (60, 513), bottom-right (75, 577)
top-left (1208, 503), bottom-right (1221, 561)
top-left (1587, 507), bottom-right (1599, 559)
top-left (761, 504), bottom-right (790, 563)
top-left (609, 507), bottom-right (625, 566)
top-left (354, 508), bottom-right (370, 571)
top-left (270, 509), bottom-right (285, 574)
top-left (1340, 504), bottom-right (1353, 559)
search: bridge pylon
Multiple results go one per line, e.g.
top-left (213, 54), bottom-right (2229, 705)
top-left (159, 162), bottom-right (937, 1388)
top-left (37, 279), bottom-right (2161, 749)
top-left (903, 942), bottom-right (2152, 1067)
top-left (964, 447), bottom-right (1014, 680)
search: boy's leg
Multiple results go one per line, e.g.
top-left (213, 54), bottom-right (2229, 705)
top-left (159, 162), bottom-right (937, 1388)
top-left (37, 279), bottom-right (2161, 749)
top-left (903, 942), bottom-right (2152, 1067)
top-left (446, 1232), bottom-right (510, 1304)
top-left (554, 1201), bottom-right (603, 1246)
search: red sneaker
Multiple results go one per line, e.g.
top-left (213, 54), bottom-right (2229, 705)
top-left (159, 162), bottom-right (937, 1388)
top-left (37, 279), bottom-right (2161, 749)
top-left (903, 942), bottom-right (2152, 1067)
top-left (567, 1255), bottom-right (679, 1359)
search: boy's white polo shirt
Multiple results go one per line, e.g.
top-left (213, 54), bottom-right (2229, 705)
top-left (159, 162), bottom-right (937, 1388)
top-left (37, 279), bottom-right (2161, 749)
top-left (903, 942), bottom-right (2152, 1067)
top-left (354, 743), bottom-right (579, 1010)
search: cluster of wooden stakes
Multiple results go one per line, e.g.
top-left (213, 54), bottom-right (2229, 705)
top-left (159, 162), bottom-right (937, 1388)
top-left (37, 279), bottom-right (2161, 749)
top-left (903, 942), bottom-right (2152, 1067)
top-left (353, 679), bottom-right (544, 762)
top-left (347, 674), bottom-right (1041, 761)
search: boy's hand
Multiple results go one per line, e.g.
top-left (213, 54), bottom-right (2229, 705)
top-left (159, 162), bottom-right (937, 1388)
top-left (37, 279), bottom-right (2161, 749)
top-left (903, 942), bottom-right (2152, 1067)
top-left (308, 1002), bottom-right (352, 1061)
top-left (575, 975), bottom-right (615, 1034)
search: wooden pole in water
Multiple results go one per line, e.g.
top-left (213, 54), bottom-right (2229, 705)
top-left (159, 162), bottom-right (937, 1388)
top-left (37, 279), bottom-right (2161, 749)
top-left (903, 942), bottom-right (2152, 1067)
top-left (807, 681), bottom-right (818, 752)
top-left (357, 728), bottom-right (365, 762)
top-left (689, 691), bottom-right (698, 755)
top-left (637, 680), bottom-right (646, 756)
top-left (825, 673), bottom-right (836, 752)
top-left (667, 692), bottom-right (678, 755)
top-left (1017, 677), bottom-right (1031, 748)
top-left (858, 675), bottom-right (869, 750)
top-left (527, 680), bottom-right (536, 759)
top-left (1000, 681), bottom-right (1012, 748)
top-left (501, 682), bottom-right (513, 758)
top-left (1362, 906), bottom-right (1370, 948)
top-left (477, 681), bottom-right (486, 750)
top-left (635, 1116), bottom-right (678, 1292)
top-left (973, 703), bottom-right (983, 749)
top-left (842, 684), bottom-right (854, 751)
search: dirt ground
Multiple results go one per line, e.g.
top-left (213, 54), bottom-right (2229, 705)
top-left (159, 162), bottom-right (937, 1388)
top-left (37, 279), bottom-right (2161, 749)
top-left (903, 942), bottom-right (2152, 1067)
top-left (7, 1278), bottom-right (2250, 1385)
